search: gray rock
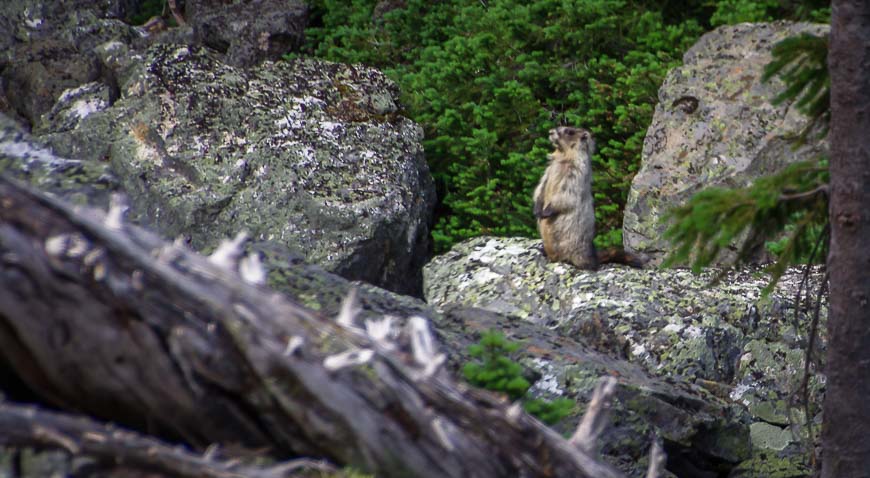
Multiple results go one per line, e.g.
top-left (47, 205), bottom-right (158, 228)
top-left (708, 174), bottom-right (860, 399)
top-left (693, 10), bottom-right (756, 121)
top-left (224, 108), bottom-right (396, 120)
top-left (189, 0), bottom-right (308, 68)
top-left (624, 22), bottom-right (829, 265)
top-left (424, 236), bottom-right (826, 475)
top-left (0, 112), bottom-right (118, 207)
top-left (0, 0), bottom-right (139, 128)
top-left (6, 43), bottom-right (435, 296)
top-left (750, 422), bottom-right (794, 451)
top-left (0, 448), bottom-right (74, 478)
top-left (435, 299), bottom-right (753, 477)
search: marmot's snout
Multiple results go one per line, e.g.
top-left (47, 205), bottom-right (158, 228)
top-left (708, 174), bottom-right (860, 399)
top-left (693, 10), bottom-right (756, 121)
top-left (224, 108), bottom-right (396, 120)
top-left (548, 128), bottom-right (560, 146)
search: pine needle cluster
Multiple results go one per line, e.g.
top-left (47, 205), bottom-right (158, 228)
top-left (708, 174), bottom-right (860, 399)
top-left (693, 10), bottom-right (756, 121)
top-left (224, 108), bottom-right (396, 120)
top-left (763, 33), bottom-right (830, 139)
top-left (663, 160), bottom-right (828, 288)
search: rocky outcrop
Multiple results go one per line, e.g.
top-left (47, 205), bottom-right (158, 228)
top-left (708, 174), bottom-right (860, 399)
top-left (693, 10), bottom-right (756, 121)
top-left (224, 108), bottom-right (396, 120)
top-left (425, 236), bottom-right (825, 476)
top-left (188, 0), bottom-right (308, 68)
top-left (0, 0), bottom-right (309, 129)
top-left (2, 40), bottom-right (436, 296)
top-left (0, 0), bottom-right (140, 128)
top-left (624, 22), bottom-right (829, 265)
top-left (1, 1), bottom-right (436, 295)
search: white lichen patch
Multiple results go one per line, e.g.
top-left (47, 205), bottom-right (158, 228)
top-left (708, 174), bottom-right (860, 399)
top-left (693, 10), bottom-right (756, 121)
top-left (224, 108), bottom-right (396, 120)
top-left (70, 97), bottom-right (107, 120)
top-left (730, 382), bottom-right (753, 404)
top-left (22, 7), bottom-right (43, 30)
top-left (630, 342), bottom-right (651, 362)
top-left (570, 292), bottom-right (596, 310)
top-left (0, 139), bottom-right (81, 170)
top-left (503, 243), bottom-right (528, 256)
top-left (528, 357), bottom-right (564, 396)
top-left (467, 238), bottom-right (502, 264)
top-left (470, 268), bottom-right (501, 287)
top-left (319, 121), bottom-right (344, 139)
top-left (683, 325), bottom-right (704, 339)
top-left (58, 84), bottom-right (96, 103)
top-left (133, 138), bottom-right (162, 166)
top-left (171, 46), bottom-right (191, 60)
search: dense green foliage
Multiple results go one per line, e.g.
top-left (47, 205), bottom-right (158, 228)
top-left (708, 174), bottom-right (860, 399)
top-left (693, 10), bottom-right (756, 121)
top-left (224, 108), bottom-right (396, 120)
top-left (463, 331), bottom-right (574, 425)
top-left (711, 0), bottom-right (829, 25)
top-left (303, 0), bottom-right (829, 252)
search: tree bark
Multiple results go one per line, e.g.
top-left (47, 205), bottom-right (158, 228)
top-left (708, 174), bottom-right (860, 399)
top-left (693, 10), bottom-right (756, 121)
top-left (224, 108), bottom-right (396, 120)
top-left (823, 1), bottom-right (870, 476)
top-left (0, 176), bottom-right (624, 478)
top-left (0, 401), bottom-right (336, 478)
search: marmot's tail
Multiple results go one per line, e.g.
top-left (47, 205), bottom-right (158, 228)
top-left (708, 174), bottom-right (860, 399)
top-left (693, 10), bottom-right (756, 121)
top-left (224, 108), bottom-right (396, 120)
top-left (596, 247), bottom-right (646, 268)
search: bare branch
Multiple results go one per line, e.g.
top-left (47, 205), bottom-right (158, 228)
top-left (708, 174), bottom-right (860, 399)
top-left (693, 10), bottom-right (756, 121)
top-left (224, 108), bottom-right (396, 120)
top-left (644, 438), bottom-right (666, 478)
top-left (0, 401), bottom-right (336, 478)
top-left (167, 0), bottom-right (187, 26)
top-left (570, 377), bottom-right (618, 453)
top-left (779, 184), bottom-right (829, 202)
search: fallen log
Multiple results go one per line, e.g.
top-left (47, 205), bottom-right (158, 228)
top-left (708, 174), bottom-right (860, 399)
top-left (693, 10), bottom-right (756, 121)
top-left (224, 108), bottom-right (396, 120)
top-left (0, 400), bottom-right (336, 478)
top-left (0, 175), bottom-right (626, 477)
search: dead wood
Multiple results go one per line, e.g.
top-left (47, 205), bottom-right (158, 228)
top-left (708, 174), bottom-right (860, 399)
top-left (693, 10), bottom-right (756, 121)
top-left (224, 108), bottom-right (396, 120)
top-left (0, 400), bottom-right (335, 478)
top-left (0, 175), bottom-right (626, 477)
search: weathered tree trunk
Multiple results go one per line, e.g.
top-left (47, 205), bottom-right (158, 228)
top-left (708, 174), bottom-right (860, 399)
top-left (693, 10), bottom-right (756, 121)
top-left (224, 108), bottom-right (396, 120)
top-left (0, 176), bottom-right (623, 478)
top-left (0, 400), bottom-right (336, 478)
top-left (824, 1), bottom-right (870, 476)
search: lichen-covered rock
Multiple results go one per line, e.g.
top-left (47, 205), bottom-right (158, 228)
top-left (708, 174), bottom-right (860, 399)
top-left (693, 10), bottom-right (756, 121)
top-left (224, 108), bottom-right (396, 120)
top-left (7, 43), bottom-right (435, 295)
top-left (0, 1), bottom-right (139, 128)
top-left (624, 22), bottom-right (829, 264)
top-left (188, 0), bottom-right (308, 67)
top-left (0, 113), bottom-right (118, 207)
top-left (424, 236), bottom-right (825, 474)
top-left (438, 299), bottom-right (758, 477)
top-left (729, 450), bottom-right (812, 478)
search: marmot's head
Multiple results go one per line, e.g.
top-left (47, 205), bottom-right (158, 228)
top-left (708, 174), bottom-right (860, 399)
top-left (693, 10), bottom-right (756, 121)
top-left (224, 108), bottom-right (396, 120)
top-left (549, 127), bottom-right (595, 156)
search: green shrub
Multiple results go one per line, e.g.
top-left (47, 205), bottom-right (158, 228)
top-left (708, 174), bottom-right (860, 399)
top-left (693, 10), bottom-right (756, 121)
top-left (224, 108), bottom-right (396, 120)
top-left (463, 331), bottom-right (575, 425)
top-left (303, 0), bottom-right (830, 253)
top-left (712, 0), bottom-right (830, 25)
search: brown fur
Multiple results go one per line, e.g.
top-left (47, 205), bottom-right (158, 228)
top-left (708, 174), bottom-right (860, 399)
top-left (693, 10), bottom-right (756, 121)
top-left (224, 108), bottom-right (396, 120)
top-left (533, 127), bottom-right (644, 269)
top-left (533, 126), bottom-right (597, 268)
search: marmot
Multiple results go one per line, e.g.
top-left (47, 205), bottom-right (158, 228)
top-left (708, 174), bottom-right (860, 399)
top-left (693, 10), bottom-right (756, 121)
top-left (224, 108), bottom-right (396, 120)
top-left (533, 126), bottom-right (643, 269)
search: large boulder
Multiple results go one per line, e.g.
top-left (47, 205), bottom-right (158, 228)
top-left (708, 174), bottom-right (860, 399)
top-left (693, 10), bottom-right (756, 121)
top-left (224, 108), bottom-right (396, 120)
top-left (0, 0), bottom-right (308, 127)
top-left (624, 22), bottom-right (829, 265)
top-left (0, 0), bottom-right (140, 128)
top-left (188, 0), bottom-right (308, 68)
top-left (3, 42), bottom-right (436, 296)
top-left (425, 236), bottom-right (825, 477)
